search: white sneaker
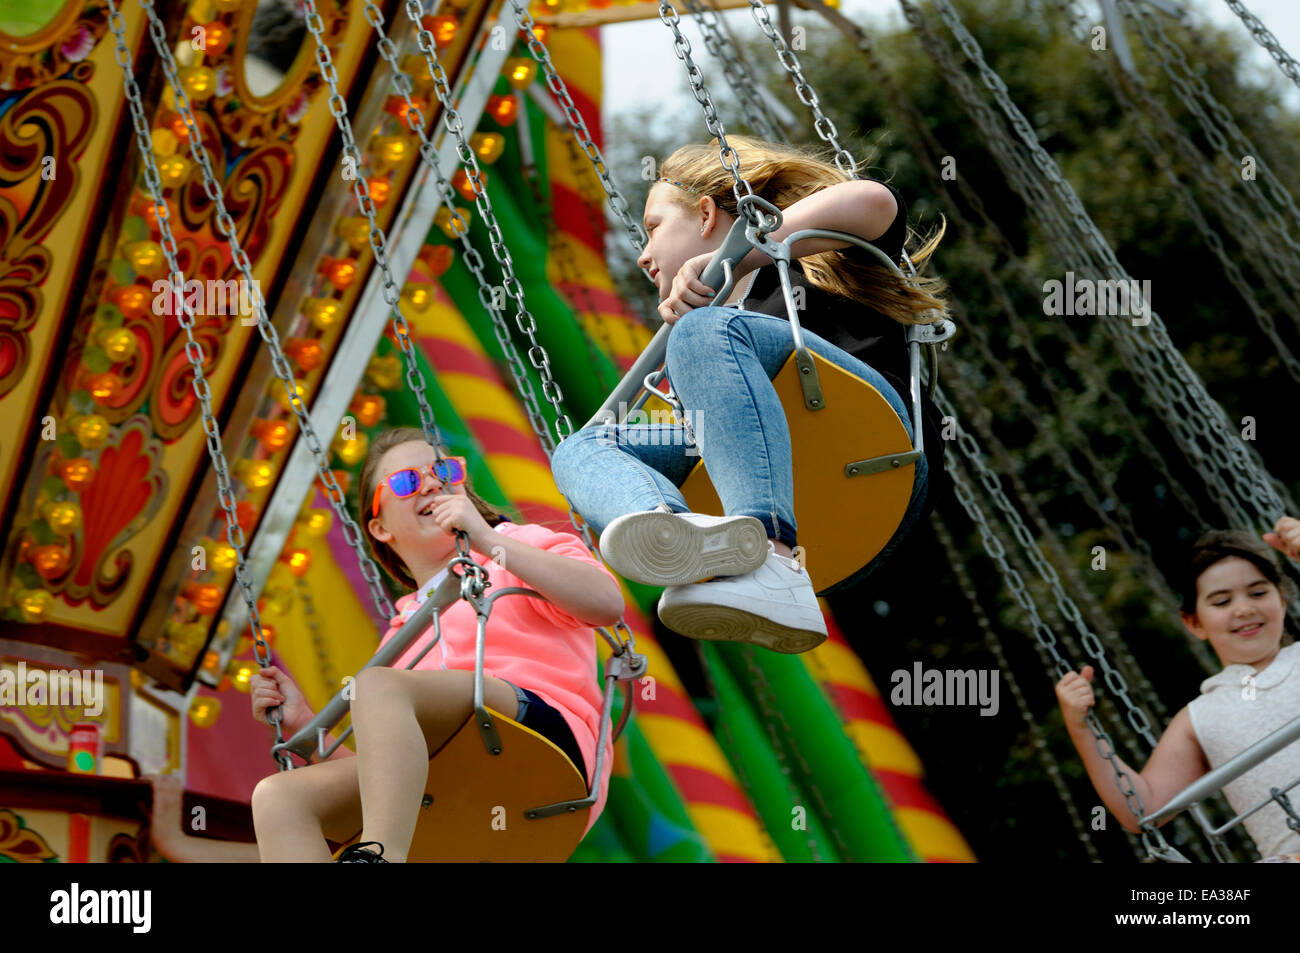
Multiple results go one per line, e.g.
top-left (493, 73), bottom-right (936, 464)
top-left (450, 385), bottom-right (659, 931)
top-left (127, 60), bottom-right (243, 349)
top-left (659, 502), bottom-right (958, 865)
top-left (656, 543), bottom-right (828, 654)
top-left (599, 508), bottom-right (768, 586)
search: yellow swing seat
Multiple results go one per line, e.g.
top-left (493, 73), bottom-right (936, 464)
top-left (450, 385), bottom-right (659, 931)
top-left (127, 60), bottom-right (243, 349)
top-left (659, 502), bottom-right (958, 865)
top-left (679, 347), bottom-right (916, 595)
top-left (332, 708), bottom-right (590, 863)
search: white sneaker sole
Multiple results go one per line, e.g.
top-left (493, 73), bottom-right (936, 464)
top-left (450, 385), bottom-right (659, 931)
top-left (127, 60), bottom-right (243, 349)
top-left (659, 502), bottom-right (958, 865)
top-left (600, 511), bottom-right (768, 586)
top-left (658, 601), bottom-right (828, 654)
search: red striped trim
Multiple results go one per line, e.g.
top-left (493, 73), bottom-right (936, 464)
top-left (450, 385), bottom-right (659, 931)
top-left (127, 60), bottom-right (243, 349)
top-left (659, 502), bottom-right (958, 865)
top-left (667, 764), bottom-right (754, 816)
top-left (715, 854), bottom-right (763, 864)
top-left (554, 282), bottom-right (644, 326)
top-left (635, 682), bottom-right (705, 725)
top-left (464, 417), bottom-right (550, 466)
top-left (421, 336), bottom-right (503, 384)
top-left (552, 182), bottom-right (605, 254)
top-left (873, 767), bottom-right (950, 817)
top-left (826, 683), bottom-right (902, 733)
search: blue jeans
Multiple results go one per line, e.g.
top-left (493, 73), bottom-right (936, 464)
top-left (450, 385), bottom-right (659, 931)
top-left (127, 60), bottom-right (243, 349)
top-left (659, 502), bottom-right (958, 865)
top-left (551, 306), bottom-right (929, 593)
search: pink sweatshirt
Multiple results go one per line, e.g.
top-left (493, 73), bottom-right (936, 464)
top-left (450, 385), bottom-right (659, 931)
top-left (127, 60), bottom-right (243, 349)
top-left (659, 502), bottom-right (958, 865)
top-left (378, 521), bottom-right (618, 838)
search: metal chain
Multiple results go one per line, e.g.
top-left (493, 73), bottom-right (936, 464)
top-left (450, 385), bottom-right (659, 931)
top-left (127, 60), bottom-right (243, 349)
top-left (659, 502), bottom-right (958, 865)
top-left (940, 387), bottom-right (1164, 748)
top-left (942, 394), bottom-right (1228, 860)
top-left (903, 0), bottom-right (1241, 529)
top-left (296, 574), bottom-right (340, 691)
top-left (1118, 0), bottom-right (1300, 252)
top-left (745, 0), bottom-right (857, 175)
top-left (1222, 0), bottom-right (1300, 93)
top-left (136, 0), bottom-right (401, 622)
top-left (298, 0), bottom-right (496, 604)
top-left (1101, 1), bottom-right (1300, 323)
top-left (907, 0), bottom-right (1295, 534)
top-left (1056, 0), bottom-right (1300, 337)
top-left (107, 0), bottom-right (291, 768)
top-left (1089, 53), bottom-right (1300, 381)
top-left (657, 0), bottom-right (757, 214)
top-left (509, 0), bottom-right (652, 272)
top-left (942, 445), bottom-right (1177, 858)
top-left (683, 0), bottom-right (782, 141)
top-left (391, 0), bottom-right (574, 449)
top-left (842, 16), bottom-right (1210, 525)
top-left (930, 513), bottom-right (1103, 862)
top-left (385, 0), bottom-right (640, 656)
top-left (945, 363), bottom-right (1175, 715)
top-left (952, 305), bottom-right (1218, 673)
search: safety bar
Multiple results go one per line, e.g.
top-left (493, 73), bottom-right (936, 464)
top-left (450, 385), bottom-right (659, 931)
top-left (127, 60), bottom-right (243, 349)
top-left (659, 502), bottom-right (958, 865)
top-left (271, 569), bottom-right (648, 822)
top-left (1141, 712), bottom-right (1300, 836)
top-left (272, 570), bottom-right (466, 763)
top-left (587, 215), bottom-right (956, 461)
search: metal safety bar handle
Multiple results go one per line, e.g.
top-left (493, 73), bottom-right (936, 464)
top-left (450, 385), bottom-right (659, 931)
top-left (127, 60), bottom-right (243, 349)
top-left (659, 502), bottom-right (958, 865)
top-left (272, 571), bottom-right (464, 762)
top-left (1141, 713), bottom-right (1300, 830)
top-left (526, 649), bottom-right (648, 819)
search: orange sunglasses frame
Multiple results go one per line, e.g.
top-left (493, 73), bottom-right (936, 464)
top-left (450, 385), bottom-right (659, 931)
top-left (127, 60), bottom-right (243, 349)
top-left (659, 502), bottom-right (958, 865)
top-left (371, 457), bottom-right (468, 518)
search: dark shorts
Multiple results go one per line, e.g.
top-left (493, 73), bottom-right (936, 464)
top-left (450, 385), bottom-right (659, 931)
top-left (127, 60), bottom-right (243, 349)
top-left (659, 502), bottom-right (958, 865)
top-left (500, 680), bottom-right (587, 781)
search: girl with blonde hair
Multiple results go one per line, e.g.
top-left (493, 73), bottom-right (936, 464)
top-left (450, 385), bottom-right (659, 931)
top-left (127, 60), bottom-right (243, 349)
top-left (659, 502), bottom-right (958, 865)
top-left (552, 135), bottom-right (949, 654)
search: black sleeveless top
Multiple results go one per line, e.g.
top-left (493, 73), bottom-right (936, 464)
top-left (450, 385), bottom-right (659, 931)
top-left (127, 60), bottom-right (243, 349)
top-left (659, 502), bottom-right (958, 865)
top-left (733, 181), bottom-right (946, 510)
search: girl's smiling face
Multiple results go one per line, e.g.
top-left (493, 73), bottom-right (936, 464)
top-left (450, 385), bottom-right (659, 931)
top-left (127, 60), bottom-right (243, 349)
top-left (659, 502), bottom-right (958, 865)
top-left (637, 183), bottom-right (723, 302)
top-left (367, 440), bottom-right (466, 568)
top-left (1182, 556), bottom-right (1287, 672)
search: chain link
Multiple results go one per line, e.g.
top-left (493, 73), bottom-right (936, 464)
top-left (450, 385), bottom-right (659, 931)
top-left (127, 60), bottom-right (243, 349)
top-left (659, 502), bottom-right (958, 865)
top-left (380, 1), bottom-right (638, 656)
top-left (906, 0), bottom-right (1295, 538)
top-left (942, 441), bottom-right (1175, 856)
top-left (745, 0), bottom-right (856, 175)
top-left (1054, 4), bottom-right (1300, 384)
top-left (951, 304), bottom-right (1219, 673)
top-left (945, 366), bottom-right (1175, 715)
top-left (137, 0), bottom-right (402, 624)
top-left (1118, 0), bottom-right (1300, 258)
top-left (930, 513), bottom-right (1104, 861)
top-left (509, 0), bottom-right (652, 274)
top-left (682, 0), bottom-right (782, 141)
top-left (300, 0), bottom-right (490, 594)
top-left (657, 0), bottom-right (757, 216)
top-left (1223, 0), bottom-right (1300, 91)
top-left (296, 574), bottom-right (340, 692)
top-left (108, 0), bottom-right (291, 768)
top-left (841, 17), bottom-right (1211, 527)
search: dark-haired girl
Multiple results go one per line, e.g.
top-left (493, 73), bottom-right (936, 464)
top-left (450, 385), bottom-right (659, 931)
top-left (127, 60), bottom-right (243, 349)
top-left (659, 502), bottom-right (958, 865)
top-left (1056, 517), bottom-right (1300, 861)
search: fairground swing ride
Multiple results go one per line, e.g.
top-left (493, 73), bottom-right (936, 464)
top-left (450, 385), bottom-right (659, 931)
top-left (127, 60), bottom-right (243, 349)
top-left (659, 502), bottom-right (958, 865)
top-left (1, 0), bottom-right (1297, 863)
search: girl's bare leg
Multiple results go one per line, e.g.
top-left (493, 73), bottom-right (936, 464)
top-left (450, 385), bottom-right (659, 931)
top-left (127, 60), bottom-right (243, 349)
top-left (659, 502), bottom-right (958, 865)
top-left (251, 756), bottom-right (365, 862)
top-left (348, 668), bottom-right (517, 863)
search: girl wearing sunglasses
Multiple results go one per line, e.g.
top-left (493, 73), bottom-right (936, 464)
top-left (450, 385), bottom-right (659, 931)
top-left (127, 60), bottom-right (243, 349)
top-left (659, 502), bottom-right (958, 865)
top-left (249, 427), bottom-right (624, 862)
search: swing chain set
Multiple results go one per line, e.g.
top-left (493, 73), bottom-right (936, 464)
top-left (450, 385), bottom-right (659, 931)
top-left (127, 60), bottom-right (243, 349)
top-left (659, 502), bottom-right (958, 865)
top-left (105, 0), bottom-right (293, 767)
top-left (393, 0), bottom-right (574, 449)
top-left (657, 0), bottom-right (762, 223)
top-left (299, 0), bottom-right (478, 575)
top-left (682, 0), bottom-right (783, 142)
top-left (944, 449), bottom-right (1188, 861)
top-left (132, 0), bottom-right (403, 626)
top-left (744, 0), bottom-right (856, 175)
top-left (509, 0), bottom-right (652, 270)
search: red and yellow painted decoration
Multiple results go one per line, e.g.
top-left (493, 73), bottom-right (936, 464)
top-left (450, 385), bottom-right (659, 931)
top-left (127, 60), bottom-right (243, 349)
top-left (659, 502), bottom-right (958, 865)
top-left (0, 0), bottom-right (491, 689)
top-left (541, 26), bottom-right (652, 374)
top-left (803, 612), bottom-right (976, 862)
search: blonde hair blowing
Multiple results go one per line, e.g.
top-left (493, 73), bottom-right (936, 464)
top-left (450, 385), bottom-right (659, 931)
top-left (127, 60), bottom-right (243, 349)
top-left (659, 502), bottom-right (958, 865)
top-left (658, 135), bottom-right (949, 325)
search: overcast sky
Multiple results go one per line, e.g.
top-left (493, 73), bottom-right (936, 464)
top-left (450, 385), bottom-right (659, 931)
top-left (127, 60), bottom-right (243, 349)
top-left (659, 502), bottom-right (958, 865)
top-left (602, 0), bottom-right (1300, 125)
